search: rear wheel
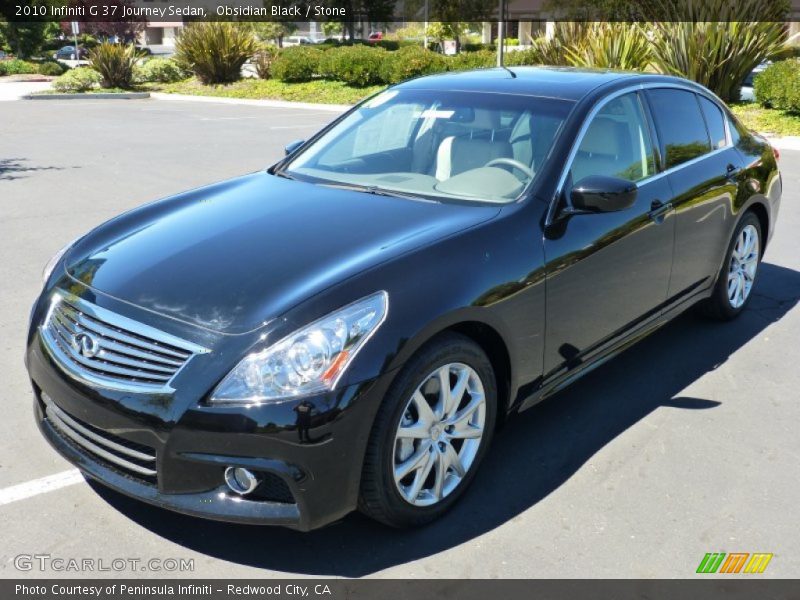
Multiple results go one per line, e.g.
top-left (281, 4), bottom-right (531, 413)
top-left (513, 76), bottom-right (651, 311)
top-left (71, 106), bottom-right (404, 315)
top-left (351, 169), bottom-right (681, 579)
top-left (359, 333), bottom-right (497, 528)
top-left (700, 212), bottom-right (762, 320)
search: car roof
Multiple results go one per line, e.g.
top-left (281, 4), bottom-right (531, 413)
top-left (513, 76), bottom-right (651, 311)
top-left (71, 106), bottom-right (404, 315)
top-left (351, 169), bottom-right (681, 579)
top-left (396, 66), bottom-right (692, 102)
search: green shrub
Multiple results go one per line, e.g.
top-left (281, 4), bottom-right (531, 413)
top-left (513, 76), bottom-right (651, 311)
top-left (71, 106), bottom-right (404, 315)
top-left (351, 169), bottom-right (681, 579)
top-left (319, 45), bottom-right (387, 86)
top-left (175, 22), bottom-right (257, 85)
top-left (565, 23), bottom-right (651, 71)
top-left (463, 43), bottom-right (495, 53)
top-left (0, 59), bottom-right (39, 75)
top-left (649, 0), bottom-right (789, 102)
top-left (252, 44), bottom-right (279, 79)
top-left (37, 61), bottom-right (67, 76)
top-left (271, 46), bottom-right (322, 82)
top-left (448, 50), bottom-right (495, 71)
top-left (755, 59), bottom-right (800, 112)
top-left (381, 46), bottom-right (447, 84)
top-left (89, 42), bottom-right (141, 89)
top-left (52, 67), bottom-right (102, 92)
top-left (134, 57), bottom-right (186, 83)
top-left (373, 40), bottom-right (400, 51)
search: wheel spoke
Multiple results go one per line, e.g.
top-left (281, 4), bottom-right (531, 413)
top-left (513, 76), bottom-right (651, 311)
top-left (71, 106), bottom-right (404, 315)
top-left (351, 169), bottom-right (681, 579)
top-left (443, 442), bottom-right (465, 478)
top-left (431, 450), bottom-right (446, 500)
top-left (444, 367), bottom-right (469, 419)
top-left (445, 393), bottom-right (484, 427)
top-left (449, 421), bottom-right (483, 439)
top-left (407, 448), bottom-right (436, 500)
top-left (411, 390), bottom-right (436, 426)
top-left (397, 423), bottom-right (430, 439)
top-left (394, 440), bottom-right (432, 481)
top-left (436, 366), bottom-right (451, 419)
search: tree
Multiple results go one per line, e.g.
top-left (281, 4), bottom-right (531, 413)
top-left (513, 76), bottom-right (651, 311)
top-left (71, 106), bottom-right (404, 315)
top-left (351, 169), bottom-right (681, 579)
top-left (252, 22), bottom-right (297, 47)
top-left (425, 22), bottom-right (476, 53)
top-left (321, 21), bottom-right (343, 39)
top-left (0, 21), bottom-right (52, 58)
top-left (61, 0), bottom-right (144, 42)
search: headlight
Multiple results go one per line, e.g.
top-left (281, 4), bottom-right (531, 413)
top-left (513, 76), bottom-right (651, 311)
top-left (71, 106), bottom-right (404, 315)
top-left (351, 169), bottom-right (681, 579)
top-left (42, 238), bottom-right (77, 286)
top-left (209, 291), bottom-right (388, 405)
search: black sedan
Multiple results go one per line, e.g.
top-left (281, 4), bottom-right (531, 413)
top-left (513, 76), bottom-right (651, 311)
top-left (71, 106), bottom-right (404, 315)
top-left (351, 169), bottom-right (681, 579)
top-left (53, 45), bottom-right (88, 60)
top-left (26, 68), bottom-right (781, 531)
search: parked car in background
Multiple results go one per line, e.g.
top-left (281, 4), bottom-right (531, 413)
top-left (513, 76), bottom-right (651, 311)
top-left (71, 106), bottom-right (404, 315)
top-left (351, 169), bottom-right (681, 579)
top-left (740, 61), bottom-right (770, 102)
top-left (368, 31), bottom-right (384, 42)
top-left (283, 36), bottom-right (314, 47)
top-left (54, 46), bottom-right (88, 60)
top-left (28, 68), bottom-right (781, 532)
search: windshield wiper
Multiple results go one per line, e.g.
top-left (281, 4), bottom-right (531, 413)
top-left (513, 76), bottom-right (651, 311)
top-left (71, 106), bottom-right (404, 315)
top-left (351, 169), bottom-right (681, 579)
top-left (319, 182), bottom-right (428, 201)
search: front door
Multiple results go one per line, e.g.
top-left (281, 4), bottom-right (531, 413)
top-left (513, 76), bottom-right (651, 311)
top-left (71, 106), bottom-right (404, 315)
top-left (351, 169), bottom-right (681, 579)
top-left (543, 91), bottom-right (675, 377)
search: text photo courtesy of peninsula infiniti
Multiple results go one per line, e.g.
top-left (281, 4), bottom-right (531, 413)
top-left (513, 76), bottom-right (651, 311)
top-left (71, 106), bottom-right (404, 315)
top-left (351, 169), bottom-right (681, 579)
top-left (26, 67), bottom-right (781, 531)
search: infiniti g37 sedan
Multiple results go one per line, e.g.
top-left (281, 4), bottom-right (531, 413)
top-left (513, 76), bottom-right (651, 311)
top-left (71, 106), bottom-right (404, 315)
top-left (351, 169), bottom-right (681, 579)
top-left (26, 68), bottom-right (781, 530)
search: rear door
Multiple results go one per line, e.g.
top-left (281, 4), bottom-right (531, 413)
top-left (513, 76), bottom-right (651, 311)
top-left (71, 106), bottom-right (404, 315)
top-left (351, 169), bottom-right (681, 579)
top-left (644, 88), bottom-right (742, 300)
top-left (543, 91), bottom-right (675, 376)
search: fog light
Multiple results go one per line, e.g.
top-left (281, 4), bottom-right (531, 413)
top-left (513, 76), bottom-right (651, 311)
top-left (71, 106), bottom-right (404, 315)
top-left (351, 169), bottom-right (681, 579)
top-left (224, 467), bottom-right (259, 495)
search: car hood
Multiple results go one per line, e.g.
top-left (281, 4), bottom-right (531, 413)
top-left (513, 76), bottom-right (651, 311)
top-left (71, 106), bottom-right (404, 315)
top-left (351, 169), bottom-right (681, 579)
top-left (64, 172), bottom-right (500, 334)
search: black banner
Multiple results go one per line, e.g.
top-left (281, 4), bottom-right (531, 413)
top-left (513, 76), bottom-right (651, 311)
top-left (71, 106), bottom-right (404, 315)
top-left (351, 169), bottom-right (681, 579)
top-left (1, 0), bottom-right (799, 23)
top-left (4, 579), bottom-right (800, 600)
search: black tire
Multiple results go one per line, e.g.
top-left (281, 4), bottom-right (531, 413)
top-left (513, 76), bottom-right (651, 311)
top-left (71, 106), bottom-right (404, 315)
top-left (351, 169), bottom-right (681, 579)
top-left (358, 332), bottom-right (497, 528)
top-left (700, 211), bottom-right (763, 321)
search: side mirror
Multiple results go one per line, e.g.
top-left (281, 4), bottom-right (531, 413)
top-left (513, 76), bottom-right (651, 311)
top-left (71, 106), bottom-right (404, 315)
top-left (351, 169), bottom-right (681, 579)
top-left (284, 139), bottom-right (305, 156)
top-left (569, 175), bottom-right (637, 213)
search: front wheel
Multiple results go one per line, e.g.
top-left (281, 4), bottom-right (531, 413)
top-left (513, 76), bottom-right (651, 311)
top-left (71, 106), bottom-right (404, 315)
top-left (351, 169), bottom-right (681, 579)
top-left (701, 212), bottom-right (762, 320)
top-left (359, 333), bottom-right (497, 528)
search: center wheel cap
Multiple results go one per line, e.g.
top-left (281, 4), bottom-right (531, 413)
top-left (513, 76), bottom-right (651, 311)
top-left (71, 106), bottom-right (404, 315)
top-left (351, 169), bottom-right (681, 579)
top-left (430, 425), bottom-right (442, 439)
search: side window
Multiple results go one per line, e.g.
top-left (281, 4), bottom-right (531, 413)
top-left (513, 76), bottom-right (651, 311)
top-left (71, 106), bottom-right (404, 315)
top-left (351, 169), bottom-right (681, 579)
top-left (570, 92), bottom-right (656, 185)
top-left (698, 96), bottom-right (728, 149)
top-left (647, 89), bottom-right (711, 169)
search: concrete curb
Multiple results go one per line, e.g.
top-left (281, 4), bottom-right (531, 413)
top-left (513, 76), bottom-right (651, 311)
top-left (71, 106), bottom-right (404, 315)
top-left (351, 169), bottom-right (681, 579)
top-left (150, 92), bottom-right (350, 112)
top-left (765, 135), bottom-right (800, 151)
top-left (24, 92), bottom-right (150, 100)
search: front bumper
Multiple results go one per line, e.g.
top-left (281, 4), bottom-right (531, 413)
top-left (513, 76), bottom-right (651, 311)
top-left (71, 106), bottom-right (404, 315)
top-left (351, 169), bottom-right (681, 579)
top-left (27, 330), bottom-right (394, 531)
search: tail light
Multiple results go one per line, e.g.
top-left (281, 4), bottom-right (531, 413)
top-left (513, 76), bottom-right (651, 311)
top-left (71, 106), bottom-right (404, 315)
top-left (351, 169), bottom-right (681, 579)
top-left (773, 146), bottom-right (780, 162)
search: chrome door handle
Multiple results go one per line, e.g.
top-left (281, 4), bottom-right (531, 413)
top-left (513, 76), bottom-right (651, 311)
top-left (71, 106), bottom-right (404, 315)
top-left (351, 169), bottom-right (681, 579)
top-left (648, 199), bottom-right (672, 223)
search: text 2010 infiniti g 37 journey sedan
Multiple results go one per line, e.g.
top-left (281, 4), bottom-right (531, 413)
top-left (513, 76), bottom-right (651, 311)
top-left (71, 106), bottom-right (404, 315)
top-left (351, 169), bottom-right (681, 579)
top-left (27, 68), bottom-right (781, 531)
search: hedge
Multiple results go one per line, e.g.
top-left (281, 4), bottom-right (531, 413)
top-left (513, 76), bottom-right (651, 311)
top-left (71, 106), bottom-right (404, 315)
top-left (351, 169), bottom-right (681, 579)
top-left (754, 59), bottom-right (800, 113)
top-left (271, 46), bottom-right (322, 82)
top-left (318, 44), bottom-right (387, 86)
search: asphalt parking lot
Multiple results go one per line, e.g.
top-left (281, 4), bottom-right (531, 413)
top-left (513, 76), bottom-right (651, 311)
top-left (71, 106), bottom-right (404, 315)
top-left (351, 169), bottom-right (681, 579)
top-left (1, 98), bottom-right (799, 579)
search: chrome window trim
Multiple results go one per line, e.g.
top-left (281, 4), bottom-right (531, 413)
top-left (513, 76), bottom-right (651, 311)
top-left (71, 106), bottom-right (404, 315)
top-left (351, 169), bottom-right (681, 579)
top-left (548, 82), bottom-right (734, 226)
top-left (39, 291), bottom-right (209, 394)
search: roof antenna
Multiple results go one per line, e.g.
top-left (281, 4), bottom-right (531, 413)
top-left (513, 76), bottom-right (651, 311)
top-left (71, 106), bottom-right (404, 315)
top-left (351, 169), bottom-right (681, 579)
top-left (503, 66), bottom-right (517, 78)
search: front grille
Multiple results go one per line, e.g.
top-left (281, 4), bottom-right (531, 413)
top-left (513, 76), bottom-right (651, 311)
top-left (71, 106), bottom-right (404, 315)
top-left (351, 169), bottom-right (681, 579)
top-left (40, 293), bottom-right (207, 393)
top-left (42, 392), bottom-right (157, 482)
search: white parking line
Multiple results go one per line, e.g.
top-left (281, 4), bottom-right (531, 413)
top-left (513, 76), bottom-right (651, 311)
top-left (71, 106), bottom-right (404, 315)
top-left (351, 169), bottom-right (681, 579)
top-left (0, 470), bottom-right (84, 507)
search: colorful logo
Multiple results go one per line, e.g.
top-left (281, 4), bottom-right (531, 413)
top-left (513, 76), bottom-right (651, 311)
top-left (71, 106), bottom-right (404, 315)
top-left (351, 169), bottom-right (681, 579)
top-left (696, 553), bottom-right (773, 574)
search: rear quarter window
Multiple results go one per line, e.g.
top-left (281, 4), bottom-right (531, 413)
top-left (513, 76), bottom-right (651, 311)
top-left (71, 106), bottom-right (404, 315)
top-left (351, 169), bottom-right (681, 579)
top-left (647, 89), bottom-right (712, 169)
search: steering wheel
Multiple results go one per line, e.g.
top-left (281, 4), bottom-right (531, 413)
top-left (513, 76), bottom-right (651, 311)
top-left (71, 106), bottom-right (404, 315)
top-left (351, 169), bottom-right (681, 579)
top-left (484, 157), bottom-right (535, 181)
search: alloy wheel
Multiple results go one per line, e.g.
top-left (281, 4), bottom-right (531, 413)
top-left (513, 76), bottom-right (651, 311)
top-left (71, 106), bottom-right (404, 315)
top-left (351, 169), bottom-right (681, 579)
top-left (727, 224), bottom-right (760, 309)
top-left (392, 363), bottom-right (486, 507)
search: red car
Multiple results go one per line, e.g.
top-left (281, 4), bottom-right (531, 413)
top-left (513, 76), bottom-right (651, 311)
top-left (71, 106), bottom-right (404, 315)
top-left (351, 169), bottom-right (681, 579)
top-left (368, 32), bottom-right (383, 42)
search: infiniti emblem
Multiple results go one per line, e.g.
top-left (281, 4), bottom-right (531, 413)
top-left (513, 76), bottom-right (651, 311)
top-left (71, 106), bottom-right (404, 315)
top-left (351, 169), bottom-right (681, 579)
top-left (72, 331), bottom-right (100, 358)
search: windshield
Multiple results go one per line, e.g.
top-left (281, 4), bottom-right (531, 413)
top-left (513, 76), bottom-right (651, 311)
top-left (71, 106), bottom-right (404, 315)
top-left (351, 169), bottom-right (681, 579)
top-left (282, 89), bottom-right (573, 204)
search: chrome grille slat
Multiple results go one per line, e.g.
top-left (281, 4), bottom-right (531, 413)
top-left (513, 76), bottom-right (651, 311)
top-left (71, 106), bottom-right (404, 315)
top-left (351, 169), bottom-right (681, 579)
top-left (49, 332), bottom-right (173, 381)
top-left (43, 394), bottom-right (157, 478)
top-left (40, 292), bottom-right (208, 393)
top-left (58, 304), bottom-right (191, 360)
top-left (54, 310), bottom-right (184, 367)
top-left (94, 349), bottom-right (177, 374)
